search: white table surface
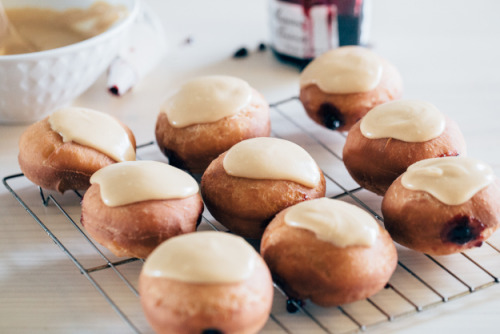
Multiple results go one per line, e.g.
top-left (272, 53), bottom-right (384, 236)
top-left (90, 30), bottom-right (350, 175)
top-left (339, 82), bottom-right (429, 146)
top-left (2, 0), bottom-right (500, 333)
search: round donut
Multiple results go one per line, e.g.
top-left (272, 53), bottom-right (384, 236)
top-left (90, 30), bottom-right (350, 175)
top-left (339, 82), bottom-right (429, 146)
top-left (201, 138), bottom-right (326, 239)
top-left (299, 46), bottom-right (403, 132)
top-left (155, 75), bottom-right (271, 174)
top-left (343, 100), bottom-right (467, 196)
top-left (261, 198), bottom-right (397, 306)
top-left (382, 156), bottom-right (500, 255)
top-left (18, 107), bottom-right (136, 193)
top-left (139, 231), bottom-right (274, 334)
top-left (80, 161), bottom-right (203, 259)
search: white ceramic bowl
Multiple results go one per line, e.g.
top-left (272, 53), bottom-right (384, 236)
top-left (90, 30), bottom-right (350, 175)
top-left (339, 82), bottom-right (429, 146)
top-left (0, 0), bottom-right (140, 124)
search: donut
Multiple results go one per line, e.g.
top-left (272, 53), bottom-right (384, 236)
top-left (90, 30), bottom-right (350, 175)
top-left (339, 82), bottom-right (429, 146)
top-left (261, 198), bottom-right (397, 306)
top-left (155, 75), bottom-right (271, 174)
top-left (18, 106), bottom-right (136, 193)
top-left (139, 231), bottom-right (274, 334)
top-left (80, 160), bottom-right (203, 259)
top-left (299, 46), bottom-right (403, 131)
top-left (201, 137), bottom-right (326, 239)
top-left (382, 156), bottom-right (500, 255)
top-left (343, 100), bottom-right (467, 195)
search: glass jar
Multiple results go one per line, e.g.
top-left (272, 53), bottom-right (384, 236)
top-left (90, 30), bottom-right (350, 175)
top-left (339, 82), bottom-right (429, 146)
top-left (269, 0), bottom-right (370, 68)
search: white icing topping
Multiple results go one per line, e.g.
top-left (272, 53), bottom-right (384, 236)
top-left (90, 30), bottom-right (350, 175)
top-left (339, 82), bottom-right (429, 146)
top-left (90, 161), bottom-right (199, 207)
top-left (161, 75), bottom-right (252, 128)
top-left (142, 231), bottom-right (258, 283)
top-left (223, 137), bottom-right (321, 188)
top-left (284, 198), bottom-right (380, 247)
top-left (402, 156), bottom-right (496, 205)
top-left (48, 107), bottom-right (135, 162)
top-left (360, 100), bottom-right (446, 142)
top-left (299, 46), bottom-right (383, 94)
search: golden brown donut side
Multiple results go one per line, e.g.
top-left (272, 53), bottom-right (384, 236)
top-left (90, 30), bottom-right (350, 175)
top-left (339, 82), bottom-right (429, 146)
top-left (299, 59), bottom-right (403, 132)
top-left (200, 152), bottom-right (326, 239)
top-left (382, 177), bottom-right (500, 255)
top-left (155, 88), bottom-right (271, 174)
top-left (139, 255), bottom-right (273, 334)
top-left (343, 115), bottom-right (467, 195)
top-left (261, 208), bottom-right (397, 306)
top-left (18, 117), bottom-right (136, 193)
top-left (80, 184), bottom-right (203, 259)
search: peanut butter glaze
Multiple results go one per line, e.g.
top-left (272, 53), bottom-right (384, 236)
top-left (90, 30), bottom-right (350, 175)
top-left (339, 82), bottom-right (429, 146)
top-left (222, 137), bottom-right (321, 188)
top-left (1, 2), bottom-right (127, 55)
top-left (299, 46), bottom-right (383, 94)
top-left (360, 100), bottom-right (446, 142)
top-left (48, 107), bottom-right (135, 162)
top-left (90, 161), bottom-right (199, 207)
top-left (402, 157), bottom-right (496, 205)
top-left (142, 231), bottom-right (258, 283)
top-left (161, 75), bottom-right (252, 128)
top-left (284, 198), bottom-right (379, 247)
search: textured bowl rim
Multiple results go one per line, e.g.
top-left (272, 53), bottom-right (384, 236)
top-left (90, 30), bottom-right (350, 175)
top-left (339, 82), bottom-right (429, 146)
top-left (0, 0), bottom-right (141, 61)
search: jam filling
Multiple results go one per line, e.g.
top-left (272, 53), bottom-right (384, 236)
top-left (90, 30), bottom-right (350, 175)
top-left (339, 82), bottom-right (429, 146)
top-left (318, 103), bottom-right (344, 130)
top-left (202, 330), bottom-right (223, 334)
top-left (440, 215), bottom-right (485, 245)
top-left (162, 148), bottom-right (187, 171)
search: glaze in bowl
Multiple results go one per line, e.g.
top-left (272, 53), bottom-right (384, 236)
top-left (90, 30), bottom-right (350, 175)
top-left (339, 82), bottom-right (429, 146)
top-left (0, 0), bottom-right (140, 124)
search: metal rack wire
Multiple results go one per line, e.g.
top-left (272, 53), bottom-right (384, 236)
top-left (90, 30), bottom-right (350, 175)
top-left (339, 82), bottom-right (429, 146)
top-left (3, 97), bottom-right (500, 334)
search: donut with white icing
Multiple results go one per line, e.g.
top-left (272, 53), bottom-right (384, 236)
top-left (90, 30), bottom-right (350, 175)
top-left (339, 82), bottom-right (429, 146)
top-left (382, 156), bottom-right (500, 255)
top-left (299, 46), bottom-right (403, 132)
top-left (343, 100), bottom-right (467, 195)
top-left (261, 198), bottom-right (397, 306)
top-left (201, 137), bottom-right (326, 239)
top-left (18, 107), bottom-right (136, 193)
top-left (155, 75), bottom-right (271, 174)
top-left (139, 231), bottom-right (273, 334)
top-left (80, 160), bottom-right (203, 258)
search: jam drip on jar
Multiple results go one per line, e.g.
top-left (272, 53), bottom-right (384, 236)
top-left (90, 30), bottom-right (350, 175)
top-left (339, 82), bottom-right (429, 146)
top-left (270, 0), bottom-right (365, 68)
top-left (440, 215), bottom-right (485, 246)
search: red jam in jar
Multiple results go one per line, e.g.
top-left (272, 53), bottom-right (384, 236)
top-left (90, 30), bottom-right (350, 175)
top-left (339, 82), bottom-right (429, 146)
top-left (269, 0), bottom-right (370, 68)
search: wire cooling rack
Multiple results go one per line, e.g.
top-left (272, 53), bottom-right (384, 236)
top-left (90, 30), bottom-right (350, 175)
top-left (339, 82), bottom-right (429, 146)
top-left (4, 97), bottom-right (500, 334)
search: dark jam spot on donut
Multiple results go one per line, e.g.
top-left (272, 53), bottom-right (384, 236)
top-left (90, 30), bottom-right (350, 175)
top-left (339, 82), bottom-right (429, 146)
top-left (163, 148), bottom-right (187, 170)
top-left (440, 215), bottom-right (486, 245)
top-left (202, 329), bottom-right (223, 334)
top-left (286, 298), bottom-right (305, 313)
top-left (318, 103), bottom-right (344, 130)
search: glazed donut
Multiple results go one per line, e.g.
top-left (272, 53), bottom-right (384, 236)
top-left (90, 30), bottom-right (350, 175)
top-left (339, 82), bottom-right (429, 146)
top-left (139, 231), bottom-right (274, 334)
top-left (201, 137), bottom-right (326, 239)
top-left (299, 46), bottom-right (403, 132)
top-left (155, 75), bottom-right (271, 174)
top-left (18, 107), bottom-right (136, 193)
top-left (261, 198), bottom-right (397, 306)
top-left (343, 100), bottom-right (467, 195)
top-left (382, 156), bottom-right (500, 255)
top-left (80, 160), bottom-right (203, 259)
